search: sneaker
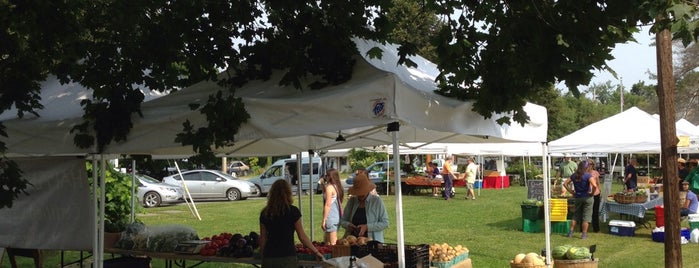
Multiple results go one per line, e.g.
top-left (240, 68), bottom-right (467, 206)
top-left (581, 233), bottom-right (587, 239)
top-left (567, 231), bottom-right (573, 238)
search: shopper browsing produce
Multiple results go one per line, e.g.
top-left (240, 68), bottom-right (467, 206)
top-left (340, 173), bottom-right (389, 242)
top-left (259, 180), bottom-right (324, 267)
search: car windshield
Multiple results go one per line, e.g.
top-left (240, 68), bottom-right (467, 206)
top-left (136, 174), bottom-right (161, 184)
top-left (208, 170), bottom-right (238, 180)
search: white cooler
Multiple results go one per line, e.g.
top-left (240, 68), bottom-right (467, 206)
top-left (609, 220), bottom-right (635, 236)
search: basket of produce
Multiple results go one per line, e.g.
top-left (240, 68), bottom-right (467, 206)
top-left (614, 192), bottom-right (635, 204)
top-left (509, 252), bottom-right (546, 268)
top-left (430, 243), bottom-right (469, 268)
top-left (634, 189), bottom-right (648, 203)
top-left (554, 258), bottom-right (599, 268)
top-left (551, 244), bottom-right (596, 268)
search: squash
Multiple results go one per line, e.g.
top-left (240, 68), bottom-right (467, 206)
top-left (523, 252), bottom-right (545, 265)
top-left (513, 253), bottom-right (527, 264)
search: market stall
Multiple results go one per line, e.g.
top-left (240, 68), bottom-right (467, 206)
top-left (483, 175), bottom-right (510, 189)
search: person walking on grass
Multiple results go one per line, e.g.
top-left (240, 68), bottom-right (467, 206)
top-left (442, 156), bottom-right (456, 200)
top-left (563, 160), bottom-right (597, 239)
top-left (464, 157), bottom-right (478, 200)
top-left (259, 180), bottom-right (324, 267)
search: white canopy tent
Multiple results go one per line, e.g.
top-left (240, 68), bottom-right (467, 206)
top-left (0, 39), bottom-right (548, 267)
top-left (548, 107), bottom-right (693, 154)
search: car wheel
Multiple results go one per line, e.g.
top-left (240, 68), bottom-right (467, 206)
top-left (226, 188), bottom-right (241, 201)
top-left (254, 185), bottom-right (264, 197)
top-left (143, 191), bottom-right (162, 208)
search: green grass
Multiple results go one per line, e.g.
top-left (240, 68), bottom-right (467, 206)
top-left (3, 181), bottom-right (698, 267)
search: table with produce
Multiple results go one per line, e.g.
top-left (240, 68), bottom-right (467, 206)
top-left (105, 223), bottom-right (472, 267)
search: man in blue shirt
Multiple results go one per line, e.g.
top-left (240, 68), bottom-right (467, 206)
top-left (624, 158), bottom-right (638, 191)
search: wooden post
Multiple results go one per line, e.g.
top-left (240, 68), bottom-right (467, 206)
top-left (656, 20), bottom-right (682, 268)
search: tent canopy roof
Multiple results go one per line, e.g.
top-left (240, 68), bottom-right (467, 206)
top-left (1, 39), bottom-right (547, 157)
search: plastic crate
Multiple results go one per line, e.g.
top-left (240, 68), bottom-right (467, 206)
top-left (551, 220), bottom-right (571, 234)
top-left (354, 242), bottom-right (429, 268)
top-left (523, 218), bottom-right (544, 233)
top-left (431, 252), bottom-right (469, 268)
top-left (521, 205), bottom-right (543, 221)
top-left (690, 221), bottom-right (699, 230)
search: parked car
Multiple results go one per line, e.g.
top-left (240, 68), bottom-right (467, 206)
top-left (135, 174), bottom-right (184, 208)
top-left (162, 169), bottom-right (259, 201)
top-left (346, 161), bottom-right (401, 185)
top-left (248, 157), bottom-right (322, 196)
top-left (228, 160), bottom-right (250, 176)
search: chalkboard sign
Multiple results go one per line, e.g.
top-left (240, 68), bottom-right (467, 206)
top-left (527, 180), bottom-right (545, 200)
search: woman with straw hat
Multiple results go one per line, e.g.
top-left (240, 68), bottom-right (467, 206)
top-left (340, 172), bottom-right (390, 242)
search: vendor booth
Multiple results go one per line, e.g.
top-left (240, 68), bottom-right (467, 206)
top-left (0, 38), bottom-right (548, 267)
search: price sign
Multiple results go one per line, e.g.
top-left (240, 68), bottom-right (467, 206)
top-left (527, 180), bottom-right (545, 200)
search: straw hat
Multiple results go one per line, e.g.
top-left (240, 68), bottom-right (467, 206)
top-left (678, 157), bottom-right (687, 164)
top-left (348, 173), bottom-right (376, 196)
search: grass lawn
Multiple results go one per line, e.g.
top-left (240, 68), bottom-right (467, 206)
top-left (3, 180), bottom-right (697, 267)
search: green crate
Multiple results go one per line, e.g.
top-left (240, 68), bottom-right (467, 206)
top-left (522, 218), bottom-right (544, 233)
top-left (551, 220), bottom-right (571, 234)
top-left (690, 221), bottom-right (699, 230)
top-left (521, 205), bottom-right (542, 221)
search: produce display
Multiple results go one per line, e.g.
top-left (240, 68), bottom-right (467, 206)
top-left (429, 243), bottom-right (469, 263)
top-left (510, 252), bottom-right (545, 266)
top-left (294, 241), bottom-right (333, 259)
top-left (336, 235), bottom-right (373, 246)
top-left (522, 199), bottom-right (544, 207)
top-left (202, 231), bottom-right (259, 257)
top-left (114, 223), bottom-right (199, 252)
top-left (551, 244), bottom-right (592, 260)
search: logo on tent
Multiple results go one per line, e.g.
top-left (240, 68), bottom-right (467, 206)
top-left (372, 98), bottom-right (387, 117)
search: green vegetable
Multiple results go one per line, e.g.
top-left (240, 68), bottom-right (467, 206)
top-left (552, 245), bottom-right (572, 259)
top-left (566, 246), bottom-right (591, 260)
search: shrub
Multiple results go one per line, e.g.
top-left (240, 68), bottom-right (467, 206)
top-left (87, 161), bottom-right (142, 232)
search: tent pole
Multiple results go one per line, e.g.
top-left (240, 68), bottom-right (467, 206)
top-left (131, 159), bottom-right (136, 223)
top-left (308, 150), bottom-right (315, 242)
top-left (391, 129), bottom-right (405, 268)
top-left (91, 156), bottom-right (101, 268)
top-left (542, 143), bottom-right (552, 267)
top-left (98, 155), bottom-right (106, 268)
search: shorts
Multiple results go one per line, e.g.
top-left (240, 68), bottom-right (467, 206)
top-left (324, 206), bottom-right (340, 232)
top-left (466, 182), bottom-right (474, 190)
top-left (324, 219), bottom-right (339, 232)
top-left (574, 196), bottom-right (593, 223)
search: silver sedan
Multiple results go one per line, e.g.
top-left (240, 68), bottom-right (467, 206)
top-left (162, 169), bottom-right (258, 201)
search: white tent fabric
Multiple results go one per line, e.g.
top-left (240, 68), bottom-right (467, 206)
top-left (0, 39), bottom-right (547, 157)
top-left (548, 107), bottom-right (692, 154)
top-left (0, 38), bottom-right (548, 268)
top-left (445, 142), bottom-right (544, 156)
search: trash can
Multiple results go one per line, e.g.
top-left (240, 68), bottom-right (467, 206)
top-left (655, 205), bottom-right (664, 227)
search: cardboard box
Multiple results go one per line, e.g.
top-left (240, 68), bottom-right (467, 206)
top-left (609, 220), bottom-right (635, 236)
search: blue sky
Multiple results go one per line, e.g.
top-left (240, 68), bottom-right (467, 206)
top-left (586, 26), bottom-right (656, 91)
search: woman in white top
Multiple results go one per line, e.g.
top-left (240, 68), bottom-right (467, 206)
top-left (321, 168), bottom-right (344, 245)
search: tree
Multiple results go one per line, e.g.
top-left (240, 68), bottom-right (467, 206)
top-left (0, 1), bottom-right (680, 212)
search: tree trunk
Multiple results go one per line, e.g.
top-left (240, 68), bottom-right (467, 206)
top-left (656, 21), bottom-right (682, 268)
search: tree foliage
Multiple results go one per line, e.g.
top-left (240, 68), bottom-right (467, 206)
top-left (2, 1), bottom-right (698, 209)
